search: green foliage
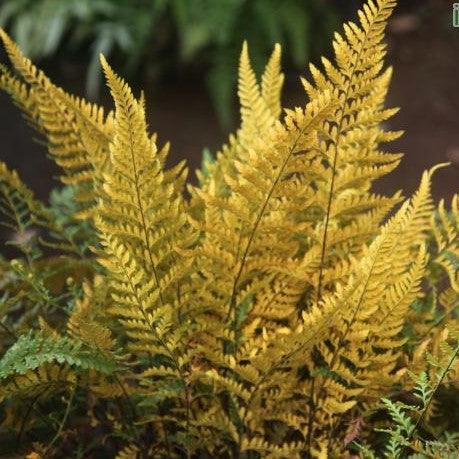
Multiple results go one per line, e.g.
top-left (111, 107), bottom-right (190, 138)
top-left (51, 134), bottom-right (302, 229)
top-left (0, 0), bottom-right (458, 457)
top-left (0, 0), bottom-right (164, 98)
top-left (172, 0), bottom-right (338, 125)
top-left (355, 347), bottom-right (459, 458)
top-left (0, 330), bottom-right (118, 379)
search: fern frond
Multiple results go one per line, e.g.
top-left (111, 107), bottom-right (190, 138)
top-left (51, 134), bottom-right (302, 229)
top-left (92, 60), bottom-right (199, 435)
top-left (0, 29), bottom-right (113, 216)
top-left (0, 161), bottom-right (43, 235)
top-left (300, 0), bottom-right (401, 302)
top-left (261, 43), bottom-right (284, 120)
top-left (0, 331), bottom-right (118, 380)
top-left (303, 165), bottom-right (440, 450)
top-left (0, 363), bottom-right (75, 402)
top-left (67, 276), bottom-right (115, 352)
top-left (194, 89), bottom-right (334, 329)
top-left (0, 64), bottom-right (42, 133)
top-left (193, 42), bottom-right (285, 204)
top-left (98, 56), bottom-right (195, 313)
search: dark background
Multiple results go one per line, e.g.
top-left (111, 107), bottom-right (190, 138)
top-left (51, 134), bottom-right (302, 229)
top-left (0, 0), bottom-right (457, 206)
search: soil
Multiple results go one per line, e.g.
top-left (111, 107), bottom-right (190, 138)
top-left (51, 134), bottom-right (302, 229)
top-left (0, 0), bottom-right (457, 205)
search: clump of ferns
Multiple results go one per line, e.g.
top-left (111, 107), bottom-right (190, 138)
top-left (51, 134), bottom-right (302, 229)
top-left (0, 0), bottom-right (457, 457)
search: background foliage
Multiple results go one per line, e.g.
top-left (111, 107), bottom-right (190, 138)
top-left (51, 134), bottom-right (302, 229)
top-left (0, 0), bottom-right (339, 125)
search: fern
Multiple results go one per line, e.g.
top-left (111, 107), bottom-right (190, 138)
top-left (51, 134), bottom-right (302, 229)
top-left (0, 331), bottom-right (118, 380)
top-left (0, 0), bottom-right (457, 457)
top-left (355, 332), bottom-right (459, 458)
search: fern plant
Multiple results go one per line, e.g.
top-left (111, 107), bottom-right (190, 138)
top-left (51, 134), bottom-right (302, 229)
top-left (0, 0), bottom-right (458, 457)
top-left (354, 335), bottom-right (459, 459)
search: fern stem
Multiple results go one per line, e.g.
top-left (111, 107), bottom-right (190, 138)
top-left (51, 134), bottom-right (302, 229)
top-left (127, 125), bottom-right (165, 308)
top-left (185, 385), bottom-right (192, 459)
top-left (17, 388), bottom-right (56, 446)
top-left (17, 390), bottom-right (46, 446)
top-left (315, 48), bottom-right (366, 305)
top-left (118, 258), bottom-right (193, 451)
top-left (112, 372), bottom-right (140, 438)
top-left (315, 0), bottom-right (396, 305)
top-left (226, 110), bottom-right (323, 325)
top-left (44, 384), bottom-right (76, 454)
top-left (309, 6), bottom-right (389, 451)
top-left (226, 152), bottom-right (292, 324)
top-left (315, 145), bottom-right (338, 303)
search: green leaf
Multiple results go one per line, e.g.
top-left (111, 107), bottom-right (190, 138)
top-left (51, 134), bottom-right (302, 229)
top-left (0, 331), bottom-right (118, 379)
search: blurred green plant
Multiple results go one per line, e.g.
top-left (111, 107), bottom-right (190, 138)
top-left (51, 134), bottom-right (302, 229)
top-left (0, 0), bottom-right (163, 100)
top-left (0, 0), bottom-right (338, 126)
top-left (172, 0), bottom-right (338, 125)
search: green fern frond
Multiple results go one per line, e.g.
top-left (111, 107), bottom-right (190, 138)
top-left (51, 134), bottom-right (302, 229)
top-left (0, 331), bottom-right (118, 380)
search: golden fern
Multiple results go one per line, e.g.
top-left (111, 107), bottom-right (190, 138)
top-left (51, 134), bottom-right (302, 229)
top-left (0, 0), bottom-right (457, 457)
top-left (305, 166), bottom-right (440, 452)
top-left (0, 30), bottom-right (112, 216)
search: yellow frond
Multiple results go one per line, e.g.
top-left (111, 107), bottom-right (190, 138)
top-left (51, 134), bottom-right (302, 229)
top-left (0, 29), bottom-right (112, 216)
top-left (261, 43), bottom-right (284, 119)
